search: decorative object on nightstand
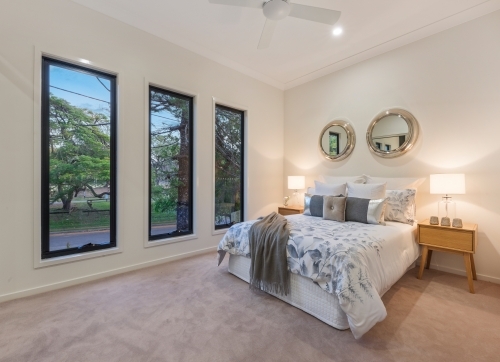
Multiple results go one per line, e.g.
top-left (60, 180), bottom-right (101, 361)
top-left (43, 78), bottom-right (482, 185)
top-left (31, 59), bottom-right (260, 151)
top-left (440, 217), bottom-right (451, 226)
top-left (278, 205), bottom-right (304, 216)
top-left (283, 196), bottom-right (290, 206)
top-left (288, 176), bottom-right (305, 206)
top-left (453, 218), bottom-right (463, 228)
top-left (430, 216), bottom-right (439, 225)
top-left (430, 174), bottom-right (465, 225)
top-left (417, 219), bottom-right (478, 293)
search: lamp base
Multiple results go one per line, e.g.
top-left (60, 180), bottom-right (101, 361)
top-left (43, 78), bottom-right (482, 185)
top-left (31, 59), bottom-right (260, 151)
top-left (438, 197), bottom-right (456, 220)
top-left (290, 190), bottom-right (301, 207)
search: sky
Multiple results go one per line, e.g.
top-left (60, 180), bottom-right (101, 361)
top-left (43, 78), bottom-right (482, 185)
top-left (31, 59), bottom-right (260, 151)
top-left (150, 92), bottom-right (183, 131)
top-left (50, 63), bottom-right (181, 130)
top-left (49, 64), bottom-right (111, 116)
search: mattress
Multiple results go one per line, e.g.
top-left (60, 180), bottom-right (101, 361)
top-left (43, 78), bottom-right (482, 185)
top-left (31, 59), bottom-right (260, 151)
top-left (228, 253), bottom-right (350, 330)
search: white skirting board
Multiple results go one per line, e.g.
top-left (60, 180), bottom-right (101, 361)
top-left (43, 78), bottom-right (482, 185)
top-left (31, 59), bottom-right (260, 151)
top-left (228, 254), bottom-right (350, 330)
top-left (0, 246), bottom-right (216, 304)
top-left (416, 259), bottom-right (500, 284)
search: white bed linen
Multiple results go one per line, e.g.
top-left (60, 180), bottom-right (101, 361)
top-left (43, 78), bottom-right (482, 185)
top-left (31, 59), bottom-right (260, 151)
top-left (228, 254), bottom-right (350, 330)
top-left (217, 214), bottom-right (419, 339)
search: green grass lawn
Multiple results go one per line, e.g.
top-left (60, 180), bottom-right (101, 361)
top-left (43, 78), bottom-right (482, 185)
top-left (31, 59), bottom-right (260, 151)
top-left (49, 198), bottom-right (176, 233)
top-left (151, 210), bottom-right (176, 225)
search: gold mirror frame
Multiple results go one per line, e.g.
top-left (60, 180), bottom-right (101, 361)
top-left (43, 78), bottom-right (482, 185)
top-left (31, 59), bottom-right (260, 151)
top-left (318, 120), bottom-right (356, 161)
top-left (366, 108), bottom-right (419, 158)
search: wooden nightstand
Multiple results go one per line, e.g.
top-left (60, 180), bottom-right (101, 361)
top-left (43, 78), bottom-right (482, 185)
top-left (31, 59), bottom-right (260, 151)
top-left (278, 206), bottom-right (304, 216)
top-left (417, 219), bottom-right (478, 293)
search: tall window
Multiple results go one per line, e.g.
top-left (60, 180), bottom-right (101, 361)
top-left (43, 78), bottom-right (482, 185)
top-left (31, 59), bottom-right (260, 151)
top-left (41, 57), bottom-right (117, 259)
top-left (149, 86), bottom-right (193, 240)
top-left (214, 105), bottom-right (244, 230)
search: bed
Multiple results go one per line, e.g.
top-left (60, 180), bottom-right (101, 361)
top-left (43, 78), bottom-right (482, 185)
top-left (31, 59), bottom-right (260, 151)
top-left (217, 214), bottom-right (419, 339)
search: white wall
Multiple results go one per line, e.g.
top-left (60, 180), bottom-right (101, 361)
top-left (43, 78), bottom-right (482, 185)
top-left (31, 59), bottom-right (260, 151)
top-left (284, 11), bottom-right (500, 283)
top-left (0, 0), bottom-right (283, 300)
top-left (1, 0), bottom-right (498, 301)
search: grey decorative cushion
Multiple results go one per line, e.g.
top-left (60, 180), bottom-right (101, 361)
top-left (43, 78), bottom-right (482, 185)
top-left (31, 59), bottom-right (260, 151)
top-left (303, 194), bottom-right (324, 217)
top-left (304, 193), bottom-right (344, 217)
top-left (345, 197), bottom-right (387, 225)
top-left (323, 196), bottom-right (346, 222)
top-left (384, 189), bottom-right (416, 225)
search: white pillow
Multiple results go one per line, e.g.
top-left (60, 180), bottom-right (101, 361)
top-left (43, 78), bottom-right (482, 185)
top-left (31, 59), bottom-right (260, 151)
top-left (307, 187), bottom-right (316, 195)
top-left (322, 175), bottom-right (366, 184)
top-left (347, 182), bottom-right (386, 199)
top-left (314, 181), bottom-right (346, 196)
top-left (385, 189), bottom-right (416, 225)
top-left (364, 175), bottom-right (425, 190)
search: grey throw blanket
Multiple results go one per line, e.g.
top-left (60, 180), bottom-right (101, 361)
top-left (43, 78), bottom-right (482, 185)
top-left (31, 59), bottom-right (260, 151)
top-left (249, 212), bottom-right (291, 296)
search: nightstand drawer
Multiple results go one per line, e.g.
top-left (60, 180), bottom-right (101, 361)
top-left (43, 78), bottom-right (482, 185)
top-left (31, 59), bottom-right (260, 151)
top-left (420, 226), bottom-right (473, 251)
top-left (278, 207), bottom-right (303, 216)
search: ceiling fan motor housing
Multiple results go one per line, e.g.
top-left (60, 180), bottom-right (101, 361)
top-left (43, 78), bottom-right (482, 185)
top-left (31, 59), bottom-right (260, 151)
top-left (263, 0), bottom-right (291, 21)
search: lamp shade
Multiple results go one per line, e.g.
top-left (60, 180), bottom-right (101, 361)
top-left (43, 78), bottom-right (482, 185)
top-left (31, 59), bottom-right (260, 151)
top-left (288, 176), bottom-right (305, 190)
top-left (430, 174), bottom-right (465, 195)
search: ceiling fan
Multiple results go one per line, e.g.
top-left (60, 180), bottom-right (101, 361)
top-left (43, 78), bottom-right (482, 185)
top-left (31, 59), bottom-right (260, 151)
top-left (208, 0), bottom-right (341, 49)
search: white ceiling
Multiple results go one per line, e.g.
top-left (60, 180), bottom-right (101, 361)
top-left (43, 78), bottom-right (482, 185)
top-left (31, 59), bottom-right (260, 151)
top-left (72, 0), bottom-right (500, 90)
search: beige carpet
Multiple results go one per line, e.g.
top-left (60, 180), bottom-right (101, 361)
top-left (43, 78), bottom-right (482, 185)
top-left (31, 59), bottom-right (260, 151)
top-left (1, 252), bottom-right (500, 362)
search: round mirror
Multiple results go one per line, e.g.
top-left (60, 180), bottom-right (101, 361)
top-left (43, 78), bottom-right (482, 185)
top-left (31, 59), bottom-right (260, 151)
top-left (366, 108), bottom-right (419, 158)
top-left (318, 120), bottom-right (356, 161)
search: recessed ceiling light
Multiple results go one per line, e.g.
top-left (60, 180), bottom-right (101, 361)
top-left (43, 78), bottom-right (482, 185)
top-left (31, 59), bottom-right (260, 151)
top-left (332, 27), bottom-right (343, 36)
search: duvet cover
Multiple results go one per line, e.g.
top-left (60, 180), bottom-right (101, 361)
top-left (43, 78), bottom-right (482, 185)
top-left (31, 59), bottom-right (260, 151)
top-left (217, 214), bottom-right (419, 339)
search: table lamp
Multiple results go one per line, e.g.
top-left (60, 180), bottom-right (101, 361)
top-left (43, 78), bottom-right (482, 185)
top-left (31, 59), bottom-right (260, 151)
top-left (430, 174), bottom-right (465, 224)
top-left (288, 176), bottom-right (305, 206)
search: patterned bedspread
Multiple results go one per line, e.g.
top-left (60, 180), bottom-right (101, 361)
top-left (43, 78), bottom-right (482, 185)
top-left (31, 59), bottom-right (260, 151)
top-left (217, 214), bottom-right (419, 339)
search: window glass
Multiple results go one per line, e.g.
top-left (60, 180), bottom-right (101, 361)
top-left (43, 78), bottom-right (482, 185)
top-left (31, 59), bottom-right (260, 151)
top-left (41, 57), bottom-right (116, 258)
top-left (214, 105), bottom-right (244, 229)
top-left (149, 86), bottom-right (193, 240)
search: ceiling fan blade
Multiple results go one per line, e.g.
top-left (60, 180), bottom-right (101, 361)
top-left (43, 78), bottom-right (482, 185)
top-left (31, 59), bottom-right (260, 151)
top-left (257, 19), bottom-right (277, 49)
top-left (208, 0), bottom-right (264, 9)
top-left (289, 4), bottom-right (341, 25)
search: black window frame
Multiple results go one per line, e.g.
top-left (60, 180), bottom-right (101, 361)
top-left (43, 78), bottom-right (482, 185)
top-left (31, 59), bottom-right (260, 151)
top-left (214, 104), bottom-right (245, 230)
top-left (148, 85), bottom-right (194, 241)
top-left (41, 57), bottom-right (117, 259)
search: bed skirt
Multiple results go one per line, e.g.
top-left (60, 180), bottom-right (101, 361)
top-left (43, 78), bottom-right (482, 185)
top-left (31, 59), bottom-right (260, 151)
top-left (228, 254), bottom-right (350, 330)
